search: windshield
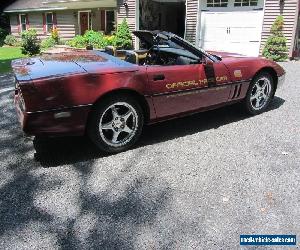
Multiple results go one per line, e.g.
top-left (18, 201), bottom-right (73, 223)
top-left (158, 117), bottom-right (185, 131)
top-left (139, 35), bottom-right (185, 50)
top-left (172, 35), bottom-right (220, 62)
top-left (134, 30), bottom-right (220, 62)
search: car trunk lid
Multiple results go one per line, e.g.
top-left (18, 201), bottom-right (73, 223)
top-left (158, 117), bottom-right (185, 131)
top-left (12, 50), bottom-right (138, 81)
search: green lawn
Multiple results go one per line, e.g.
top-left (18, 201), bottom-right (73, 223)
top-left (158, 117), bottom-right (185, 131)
top-left (0, 47), bottom-right (26, 74)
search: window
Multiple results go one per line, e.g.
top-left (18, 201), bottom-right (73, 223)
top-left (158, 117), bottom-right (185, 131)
top-left (46, 13), bottom-right (53, 33)
top-left (105, 11), bottom-right (115, 34)
top-left (207, 0), bottom-right (228, 7)
top-left (234, 0), bottom-right (258, 6)
top-left (19, 14), bottom-right (27, 32)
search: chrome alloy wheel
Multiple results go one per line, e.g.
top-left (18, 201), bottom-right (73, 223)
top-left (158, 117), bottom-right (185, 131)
top-left (99, 102), bottom-right (139, 147)
top-left (250, 77), bottom-right (272, 110)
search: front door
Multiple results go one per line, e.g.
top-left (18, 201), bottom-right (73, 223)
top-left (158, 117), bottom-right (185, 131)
top-left (80, 12), bottom-right (89, 35)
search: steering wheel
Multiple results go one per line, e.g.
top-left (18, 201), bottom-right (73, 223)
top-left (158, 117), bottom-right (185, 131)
top-left (144, 46), bottom-right (164, 65)
top-left (144, 46), bottom-right (155, 65)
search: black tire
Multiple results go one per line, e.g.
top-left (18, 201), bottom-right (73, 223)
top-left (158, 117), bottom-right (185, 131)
top-left (244, 72), bottom-right (275, 115)
top-left (87, 95), bottom-right (144, 153)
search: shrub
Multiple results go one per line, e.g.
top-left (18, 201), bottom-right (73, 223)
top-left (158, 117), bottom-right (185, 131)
top-left (4, 34), bottom-right (18, 46)
top-left (0, 28), bottom-right (8, 46)
top-left (67, 35), bottom-right (86, 48)
top-left (41, 37), bottom-right (56, 49)
top-left (84, 30), bottom-right (105, 49)
top-left (104, 35), bottom-right (116, 46)
top-left (21, 29), bottom-right (40, 56)
top-left (114, 19), bottom-right (132, 49)
top-left (51, 27), bottom-right (60, 44)
top-left (41, 28), bottom-right (60, 49)
top-left (262, 16), bottom-right (288, 61)
top-left (58, 39), bottom-right (66, 45)
top-left (67, 31), bottom-right (107, 49)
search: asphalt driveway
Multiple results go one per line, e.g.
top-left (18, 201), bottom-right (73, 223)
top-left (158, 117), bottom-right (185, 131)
top-left (0, 62), bottom-right (299, 249)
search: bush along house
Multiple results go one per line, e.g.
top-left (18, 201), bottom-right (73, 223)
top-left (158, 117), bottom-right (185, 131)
top-left (4, 0), bottom-right (300, 58)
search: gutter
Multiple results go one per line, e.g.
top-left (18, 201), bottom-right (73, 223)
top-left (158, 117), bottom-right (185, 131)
top-left (4, 7), bottom-right (67, 13)
top-left (42, 0), bottom-right (100, 3)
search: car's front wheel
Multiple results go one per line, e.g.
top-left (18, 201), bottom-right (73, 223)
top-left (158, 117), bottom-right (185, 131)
top-left (244, 72), bottom-right (275, 115)
top-left (88, 96), bottom-right (144, 153)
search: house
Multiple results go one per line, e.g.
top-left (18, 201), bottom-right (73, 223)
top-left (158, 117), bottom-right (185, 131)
top-left (4, 0), bottom-right (300, 57)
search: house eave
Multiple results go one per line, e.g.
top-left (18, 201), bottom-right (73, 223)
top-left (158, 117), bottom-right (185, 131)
top-left (42, 0), bottom-right (117, 9)
top-left (4, 7), bottom-right (67, 13)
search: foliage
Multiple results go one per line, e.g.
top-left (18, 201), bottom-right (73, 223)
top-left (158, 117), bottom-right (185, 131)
top-left (67, 31), bottom-right (112, 49)
top-left (51, 27), bottom-right (60, 44)
top-left (41, 28), bottom-right (60, 49)
top-left (84, 30), bottom-right (106, 49)
top-left (114, 19), bottom-right (132, 49)
top-left (21, 29), bottom-right (41, 56)
top-left (0, 27), bottom-right (8, 46)
top-left (4, 34), bottom-right (19, 46)
top-left (66, 35), bottom-right (86, 48)
top-left (103, 35), bottom-right (116, 46)
top-left (58, 39), bottom-right (66, 45)
top-left (0, 13), bottom-right (10, 31)
top-left (262, 16), bottom-right (288, 61)
top-left (41, 37), bottom-right (56, 49)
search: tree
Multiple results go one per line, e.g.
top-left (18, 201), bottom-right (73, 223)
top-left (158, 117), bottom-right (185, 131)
top-left (114, 19), bottom-right (132, 49)
top-left (262, 15), bottom-right (288, 61)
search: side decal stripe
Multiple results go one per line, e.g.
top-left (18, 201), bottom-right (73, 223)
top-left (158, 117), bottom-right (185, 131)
top-left (149, 79), bottom-right (251, 98)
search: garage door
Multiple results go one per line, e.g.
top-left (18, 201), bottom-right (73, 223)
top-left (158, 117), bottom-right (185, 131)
top-left (199, 11), bottom-right (264, 56)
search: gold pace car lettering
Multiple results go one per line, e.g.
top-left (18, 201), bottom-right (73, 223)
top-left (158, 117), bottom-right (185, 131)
top-left (166, 76), bottom-right (228, 89)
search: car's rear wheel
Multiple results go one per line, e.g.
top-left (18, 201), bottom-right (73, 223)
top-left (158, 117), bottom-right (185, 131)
top-left (244, 72), bottom-right (275, 115)
top-left (88, 96), bottom-right (144, 153)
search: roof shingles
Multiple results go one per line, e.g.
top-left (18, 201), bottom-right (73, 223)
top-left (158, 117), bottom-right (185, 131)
top-left (4, 0), bottom-right (59, 12)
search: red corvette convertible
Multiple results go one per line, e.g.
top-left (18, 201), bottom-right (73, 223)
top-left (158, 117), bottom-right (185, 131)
top-left (13, 30), bottom-right (285, 153)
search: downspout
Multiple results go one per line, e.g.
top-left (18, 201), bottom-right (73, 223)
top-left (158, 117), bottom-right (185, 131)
top-left (289, 0), bottom-right (299, 58)
top-left (135, 0), bottom-right (140, 50)
top-left (184, 0), bottom-right (187, 40)
top-left (259, 0), bottom-right (267, 55)
top-left (195, 0), bottom-right (201, 47)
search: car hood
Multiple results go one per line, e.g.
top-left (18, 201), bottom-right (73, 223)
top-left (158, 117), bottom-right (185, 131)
top-left (12, 50), bottom-right (138, 81)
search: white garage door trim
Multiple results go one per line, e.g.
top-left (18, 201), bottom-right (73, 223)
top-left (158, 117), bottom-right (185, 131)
top-left (199, 10), bottom-right (264, 56)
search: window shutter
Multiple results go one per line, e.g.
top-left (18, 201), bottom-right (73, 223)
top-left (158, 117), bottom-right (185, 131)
top-left (26, 14), bottom-right (29, 30)
top-left (100, 10), bottom-right (105, 31)
top-left (42, 13), bottom-right (46, 34)
top-left (53, 13), bottom-right (57, 28)
top-left (17, 15), bottom-right (20, 33)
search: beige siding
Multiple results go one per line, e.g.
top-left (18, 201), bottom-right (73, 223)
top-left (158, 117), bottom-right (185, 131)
top-left (117, 0), bottom-right (137, 45)
top-left (56, 11), bottom-right (77, 40)
top-left (260, 0), bottom-right (298, 56)
top-left (92, 10), bottom-right (102, 32)
top-left (10, 14), bottom-right (20, 37)
top-left (29, 13), bottom-right (45, 38)
top-left (10, 11), bottom-right (77, 41)
top-left (185, 0), bottom-right (199, 45)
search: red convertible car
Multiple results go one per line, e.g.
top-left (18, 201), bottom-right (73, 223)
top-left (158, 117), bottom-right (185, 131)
top-left (13, 30), bottom-right (285, 153)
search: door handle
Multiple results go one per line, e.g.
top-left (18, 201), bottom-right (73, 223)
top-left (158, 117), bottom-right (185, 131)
top-left (153, 74), bottom-right (165, 81)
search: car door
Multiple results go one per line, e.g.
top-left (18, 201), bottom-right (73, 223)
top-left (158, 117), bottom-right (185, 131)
top-left (147, 60), bottom-right (232, 119)
top-left (147, 64), bottom-right (202, 118)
